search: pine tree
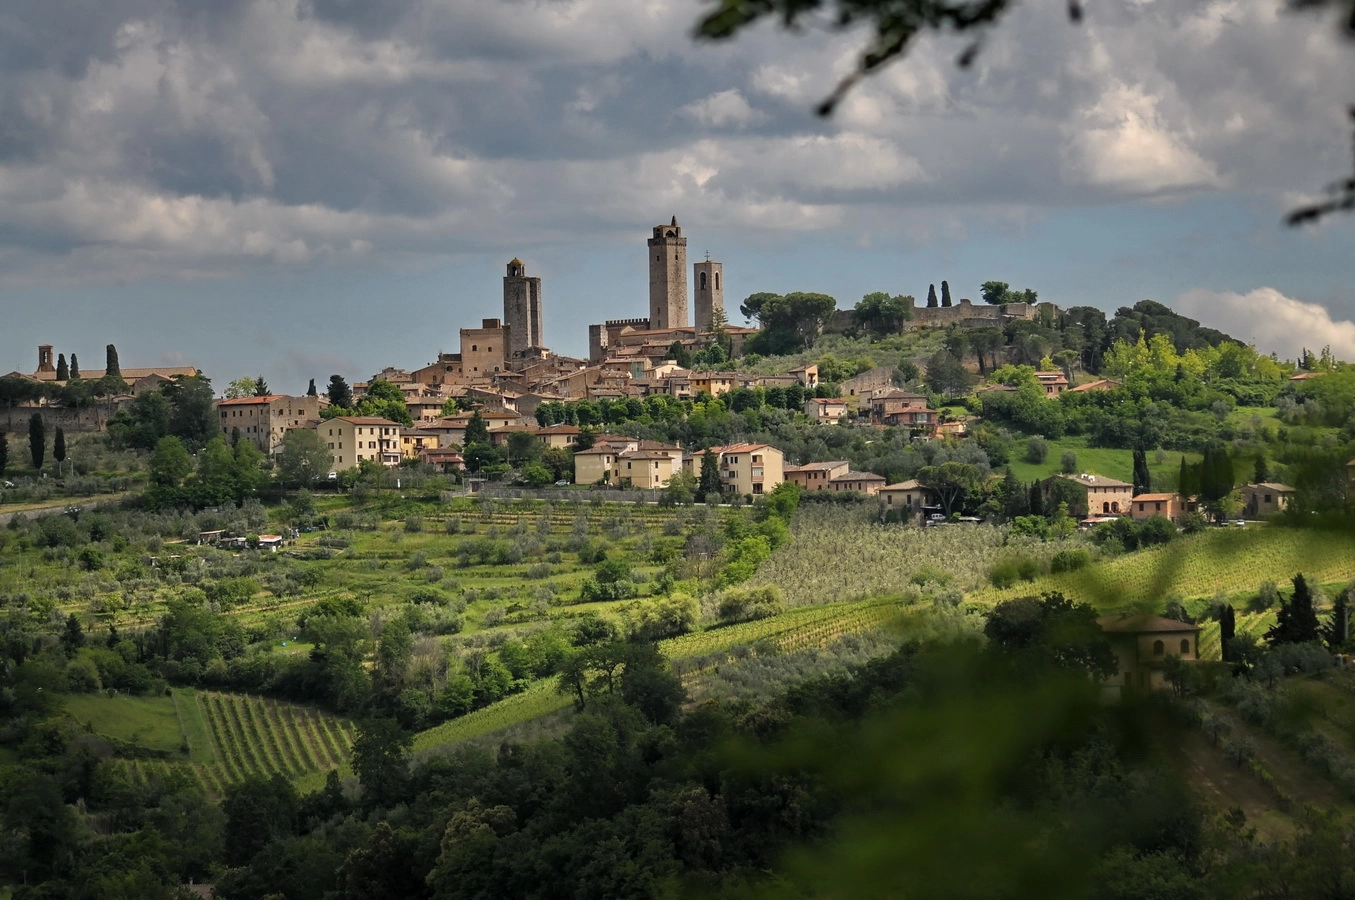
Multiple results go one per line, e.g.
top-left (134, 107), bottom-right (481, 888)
top-left (69, 353), bottom-right (79, 379)
top-left (1323, 588), bottom-right (1351, 651)
top-left (926, 284), bottom-right (939, 308)
top-left (699, 449), bottom-right (722, 497)
top-left (307, 378), bottom-right (318, 397)
top-left (53, 427), bottom-right (66, 464)
top-left (1267, 573), bottom-right (1321, 646)
top-left (253, 376), bottom-right (269, 396)
top-left (62, 613), bottom-right (84, 652)
top-left (327, 375), bottom-right (353, 409)
top-left (464, 411), bottom-right (490, 446)
top-left (941, 281), bottom-right (952, 307)
top-left (56, 353), bottom-right (69, 381)
top-left (28, 414), bottom-right (44, 468)
top-left (105, 344), bottom-right (121, 379)
top-left (1220, 604), bottom-right (1236, 662)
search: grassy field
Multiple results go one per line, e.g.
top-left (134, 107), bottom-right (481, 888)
top-left (1005, 436), bottom-right (1197, 492)
top-left (967, 525), bottom-right (1355, 611)
top-left (64, 692), bottom-right (186, 753)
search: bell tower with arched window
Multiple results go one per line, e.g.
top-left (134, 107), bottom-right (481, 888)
top-left (503, 257), bottom-right (543, 355)
top-left (647, 216), bottom-right (687, 330)
top-left (693, 258), bottom-right (723, 334)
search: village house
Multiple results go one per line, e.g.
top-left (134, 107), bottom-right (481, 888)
top-left (1241, 483), bottom-right (1296, 518)
top-left (618, 450), bottom-right (679, 489)
top-left (868, 389), bottom-right (929, 422)
top-left (883, 406), bottom-right (938, 429)
top-left (702, 443), bottom-right (785, 496)
top-left (419, 448), bottom-right (465, 472)
top-left (840, 367), bottom-right (895, 399)
top-left (216, 394), bottom-right (322, 455)
top-left (1097, 614), bottom-right (1200, 698)
top-left (575, 438), bottom-right (682, 485)
top-left (788, 364), bottom-right (819, 388)
top-left (784, 461), bottom-right (850, 491)
top-left (690, 372), bottom-right (737, 398)
top-left (829, 471), bottom-right (886, 496)
top-left (1057, 473), bottom-right (1134, 516)
top-left (804, 396), bottom-right (849, 424)
top-left (399, 428), bottom-right (440, 459)
top-left (1034, 371), bottom-right (1070, 395)
top-left (535, 424), bottom-right (582, 449)
top-left (312, 416), bottom-right (402, 468)
top-left (1130, 493), bottom-right (1185, 521)
top-left (877, 480), bottom-right (937, 521)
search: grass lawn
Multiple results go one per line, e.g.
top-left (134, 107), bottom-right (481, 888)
top-left (63, 692), bottom-right (186, 754)
top-left (1005, 436), bottom-right (1197, 492)
top-left (172, 688), bottom-right (219, 763)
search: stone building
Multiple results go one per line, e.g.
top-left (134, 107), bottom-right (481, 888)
top-left (503, 258), bottom-right (543, 356)
top-left (905, 297), bottom-right (1040, 330)
top-left (216, 394), bottom-right (322, 455)
top-left (693, 259), bottom-right (723, 334)
top-left (459, 318), bottom-right (510, 378)
top-left (648, 216), bottom-right (687, 330)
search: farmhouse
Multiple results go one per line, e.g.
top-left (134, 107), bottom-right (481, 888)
top-left (1130, 493), bottom-right (1185, 522)
top-left (804, 397), bottom-right (849, 424)
top-left (1241, 483), bottom-right (1295, 518)
top-left (1057, 473), bottom-right (1133, 517)
top-left (1034, 371), bottom-right (1069, 395)
top-left (829, 471), bottom-right (886, 496)
top-left (878, 480), bottom-right (937, 521)
top-left (1097, 614), bottom-right (1200, 699)
top-left (784, 461), bottom-right (850, 491)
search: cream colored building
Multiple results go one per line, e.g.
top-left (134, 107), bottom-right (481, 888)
top-left (314, 416), bottom-right (402, 468)
top-left (400, 429), bottom-right (440, 459)
top-left (1055, 473), bottom-right (1134, 517)
top-left (216, 394), bottom-right (322, 454)
top-left (829, 471), bottom-right (886, 496)
top-left (460, 318), bottom-right (510, 377)
top-left (1242, 483), bottom-right (1295, 518)
top-left (1098, 614), bottom-right (1200, 698)
top-left (619, 450), bottom-right (678, 489)
top-left (878, 480), bottom-right (936, 521)
top-left (711, 442), bottom-right (784, 496)
top-left (804, 397), bottom-right (849, 424)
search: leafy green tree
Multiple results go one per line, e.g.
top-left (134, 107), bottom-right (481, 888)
top-left (162, 374), bottom-right (217, 447)
top-left (56, 353), bottom-right (69, 381)
top-left (667, 340), bottom-right (693, 368)
top-left (278, 428), bottom-right (334, 486)
top-left (327, 374), bottom-right (353, 409)
top-left (222, 774), bottom-right (299, 866)
top-left (855, 291), bottom-right (912, 336)
top-left (53, 426), bottom-right (65, 465)
top-left (1268, 573), bottom-right (1322, 646)
top-left (355, 380), bottom-right (412, 426)
top-left (968, 327), bottom-right (1004, 374)
top-left (506, 429), bottom-right (542, 465)
top-left (464, 410), bottom-right (490, 446)
top-left (740, 291), bottom-right (837, 353)
top-left (1060, 450), bottom-right (1078, 474)
top-left (105, 344), bottom-right (121, 379)
top-left (981, 281), bottom-right (1038, 305)
top-left (150, 436), bottom-right (192, 486)
top-left (28, 413), bottom-right (44, 468)
top-left (916, 461), bottom-right (982, 516)
top-left (983, 592), bottom-right (1116, 678)
top-left (923, 349), bottom-right (975, 398)
top-left (351, 718), bottom-right (413, 808)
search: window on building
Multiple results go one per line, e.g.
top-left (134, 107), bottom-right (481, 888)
top-left (1180, 639), bottom-right (1191, 655)
top-left (1152, 640), bottom-right (1164, 656)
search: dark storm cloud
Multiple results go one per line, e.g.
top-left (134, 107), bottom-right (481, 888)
top-left (0, 0), bottom-right (1350, 285)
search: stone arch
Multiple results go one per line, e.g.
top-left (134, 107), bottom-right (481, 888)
top-left (1180, 639), bottom-right (1190, 655)
top-left (700, 272), bottom-right (707, 290)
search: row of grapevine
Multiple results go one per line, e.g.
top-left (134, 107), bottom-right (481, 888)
top-left (192, 692), bottom-right (355, 794)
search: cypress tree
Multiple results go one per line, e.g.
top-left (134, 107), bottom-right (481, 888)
top-left (105, 344), bottom-right (121, 379)
top-left (0, 432), bottom-right (8, 477)
top-left (1220, 604), bottom-right (1236, 662)
top-left (941, 281), bottom-right (952, 307)
top-left (28, 413), bottom-right (45, 468)
top-left (926, 284), bottom-right (938, 308)
top-left (307, 378), bottom-right (318, 397)
top-left (1028, 481), bottom-right (1044, 517)
top-left (53, 427), bottom-right (66, 464)
top-left (1324, 589), bottom-right (1350, 651)
top-left (699, 449), bottom-right (722, 497)
top-left (464, 411), bottom-right (490, 446)
top-left (1132, 448), bottom-right (1151, 496)
top-left (69, 353), bottom-right (79, 379)
top-left (1254, 455), bottom-right (1269, 484)
top-left (1268, 573), bottom-right (1321, 646)
top-left (56, 353), bottom-right (69, 381)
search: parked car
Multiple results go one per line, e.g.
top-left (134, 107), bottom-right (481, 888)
top-left (1, 481), bottom-right (14, 489)
top-left (554, 480), bottom-right (570, 486)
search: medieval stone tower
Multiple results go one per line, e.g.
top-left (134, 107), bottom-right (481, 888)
top-left (693, 259), bottom-right (723, 334)
top-left (503, 258), bottom-right (543, 355)
top-left (648, 217), bottom-right (687, 330)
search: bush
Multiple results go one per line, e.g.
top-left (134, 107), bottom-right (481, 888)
top-left (1049, 548), bottom-right (1091, 573)
top-left (1249, 580), bottom-right (1278, 613)
top-left (1025, 436), bottom-right (1049, 464)
top-left (717, 585), bottom-right (786, 624)
top-left (989, 556), bottom-right (1040, 589)
top-left (1060, 450), bottom-right (1078, 474)
top-left (404, 516), bottom-right (424, 533)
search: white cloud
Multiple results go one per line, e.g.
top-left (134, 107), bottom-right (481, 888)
top-left (1061, 82), bottom-right (1222, 194)
top-left (1176, 287), bottom-right (1355, 360)
top-left (679, 89), bottom-right (766, 129)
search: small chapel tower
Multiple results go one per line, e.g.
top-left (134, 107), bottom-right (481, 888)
top-left (693, 256), bottom-right (723, 334)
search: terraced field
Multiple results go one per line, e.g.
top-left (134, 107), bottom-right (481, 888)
top-left (108, 690), bottom-right (355, 797)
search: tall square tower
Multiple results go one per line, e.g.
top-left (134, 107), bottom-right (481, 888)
top-left (693, 259), bottom-right (723, 334)
top-left (648, 217), bottom-right (687, 330)
top-left (503, 258), bottom-right (543, 356)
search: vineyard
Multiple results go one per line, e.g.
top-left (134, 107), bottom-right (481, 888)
top-left (106, 690), bottom-right (355, 797)
top-left (968, 526), bottom-right (1355, 611)
top-left (1196, 611), bottom-right (1276, 661)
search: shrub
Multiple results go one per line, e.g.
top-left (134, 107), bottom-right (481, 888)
top-left (404, 516), bottom-right (424, 533)
top-left (1025, 436), bottom-right (1049, 464)
top-left (717, 585), bottom-right (786, 624)
top-left (1048, 548), bottom-right (1091, 573)
top-left (1060, 450), bottom-right (1078, 474)
top-left (1249, 580), bottom-right (1278, 613)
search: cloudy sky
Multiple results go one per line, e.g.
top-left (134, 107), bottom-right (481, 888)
top-left (2, 0), bottom-right (1354, 390)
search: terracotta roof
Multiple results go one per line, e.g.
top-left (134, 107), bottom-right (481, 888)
top-left (785, 461), bottom-right (849, 473)
top-left (1132, 493), bottom-right (1178, 502)
top-left (880, 480), bottom-right (927, 491)
top-left (1058, 473), bottom-right (1132, 489)
top-left (1070, 379), bottom-right (1120, 392)
top-left (332, 416), bottom-right (401, 426)
top-left (218, 395), bottom-right (285, 405)
top-left (1097, 614), bottom-right (1199, 634)
top-left (832, 471), bottom-right (886, 482)
top-left (710, 442), bottom-right (773, 454)
top-left (807, 397), bottom-right (846, 405)
top-left (538, 424), bottom-right (581, 434)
